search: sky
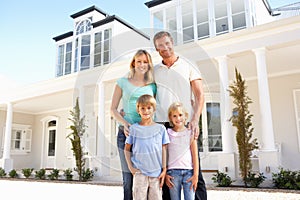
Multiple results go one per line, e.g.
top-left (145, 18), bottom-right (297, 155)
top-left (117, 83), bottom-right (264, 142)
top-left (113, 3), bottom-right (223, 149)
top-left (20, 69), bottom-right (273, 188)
top-left (0, 0), bottom-right (299, 86)
top-left (0, 0), bottom-right (150, 86)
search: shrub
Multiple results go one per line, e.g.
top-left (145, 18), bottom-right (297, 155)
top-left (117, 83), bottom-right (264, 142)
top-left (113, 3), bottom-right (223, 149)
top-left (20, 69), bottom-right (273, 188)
top-left (212, 171), bottom-right (233, 187)
top-left (35, 168), bottom-right (46, 180)
top-left (63, 168), bottom-right (73, 181)
top-left (48, 169), bottom-right (60, 180)
top-left (8, 169), bottom-right (18, 178)
top-left (22, 168), bottom-right (34, 178)
top-left (272, 168), bottom-right (300, 190)
top-left (0, 168), bottom-right (7, 177)
top-left (82, 168), bottom-right (94, 182)
top-left (245, 171), bottom-right (266, 188)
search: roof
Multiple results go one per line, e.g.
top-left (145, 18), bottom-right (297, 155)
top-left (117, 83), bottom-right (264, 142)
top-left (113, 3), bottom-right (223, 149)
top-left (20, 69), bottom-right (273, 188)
top-left (52, 31), bottom-right (73, 42)
top-left (70, 5), bottom-right (108, 19)
top-left (144, 0), bottom-right (172, 8)
top-left (93, 15), bottom-right (149, 40)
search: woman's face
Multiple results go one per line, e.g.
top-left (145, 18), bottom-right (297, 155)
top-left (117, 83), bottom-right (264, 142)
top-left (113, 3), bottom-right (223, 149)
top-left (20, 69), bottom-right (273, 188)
top-left (134, 53), bottom-right (149, 74)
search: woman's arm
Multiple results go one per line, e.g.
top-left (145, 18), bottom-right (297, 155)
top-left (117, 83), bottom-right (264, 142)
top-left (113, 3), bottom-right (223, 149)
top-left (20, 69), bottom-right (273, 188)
top-left (110, 85), bottom-right (131, 136)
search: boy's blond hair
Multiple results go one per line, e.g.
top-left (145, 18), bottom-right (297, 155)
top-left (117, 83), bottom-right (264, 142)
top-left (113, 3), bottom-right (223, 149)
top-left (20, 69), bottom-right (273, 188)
top-left (136, 94), bottom-right (156, 111)
top-left (168, 102), bottom-right (189, 126)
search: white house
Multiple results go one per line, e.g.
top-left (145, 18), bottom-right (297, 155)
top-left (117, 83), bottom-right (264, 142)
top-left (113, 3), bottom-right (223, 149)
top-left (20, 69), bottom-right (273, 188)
top-left (1, 1), bottom-right (300, 184)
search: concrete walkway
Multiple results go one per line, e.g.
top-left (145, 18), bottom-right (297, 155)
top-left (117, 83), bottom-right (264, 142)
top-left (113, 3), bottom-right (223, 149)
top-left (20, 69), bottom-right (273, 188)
top-left (1, 179), bottom-right (300, 200)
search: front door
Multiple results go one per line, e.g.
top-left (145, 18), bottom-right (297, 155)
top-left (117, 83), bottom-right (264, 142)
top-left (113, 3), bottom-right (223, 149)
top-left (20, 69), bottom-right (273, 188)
top-left (44, 120), bottom-right (57, 168)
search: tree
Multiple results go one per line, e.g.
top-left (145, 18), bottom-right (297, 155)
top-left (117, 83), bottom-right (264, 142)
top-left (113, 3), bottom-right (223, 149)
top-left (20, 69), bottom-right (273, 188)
top-left (228, 68), bottom-right (259, 186)
top-left (67, 97), bottom-right (87, 181)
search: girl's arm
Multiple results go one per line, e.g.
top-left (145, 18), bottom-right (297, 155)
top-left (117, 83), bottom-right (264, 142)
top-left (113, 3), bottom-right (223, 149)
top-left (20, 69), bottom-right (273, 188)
top-left (187, 139), bottom-right (199, 191)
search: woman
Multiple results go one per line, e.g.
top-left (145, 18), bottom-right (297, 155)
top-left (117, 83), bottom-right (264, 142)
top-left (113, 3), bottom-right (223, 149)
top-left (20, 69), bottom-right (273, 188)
top-left (110, 49), bottom-right (156, 200)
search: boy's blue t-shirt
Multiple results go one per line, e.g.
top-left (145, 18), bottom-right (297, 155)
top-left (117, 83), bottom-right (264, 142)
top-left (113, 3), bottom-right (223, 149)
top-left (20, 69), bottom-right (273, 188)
top-left (125, 123), bottom-right (170, 177)
top-left (117, 77), bottom-right (156, 124)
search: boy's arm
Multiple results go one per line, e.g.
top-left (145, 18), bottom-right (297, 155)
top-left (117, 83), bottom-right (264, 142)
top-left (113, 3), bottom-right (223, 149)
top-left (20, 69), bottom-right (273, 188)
top-left (124, 143), bottom-right (135, 174)
top-left (158, 144), bottom-right (168, 187)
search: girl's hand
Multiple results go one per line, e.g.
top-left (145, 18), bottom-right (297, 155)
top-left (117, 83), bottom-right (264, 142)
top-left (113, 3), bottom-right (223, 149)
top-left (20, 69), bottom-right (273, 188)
top-left (165, 174), bottom-right (174, 189)
top-left (187, 174), bottom-right (198, 191)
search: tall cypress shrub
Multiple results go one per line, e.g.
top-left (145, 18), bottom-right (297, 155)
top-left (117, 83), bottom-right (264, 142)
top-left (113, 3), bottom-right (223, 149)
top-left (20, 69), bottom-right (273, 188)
top-left (228, 68), bottom-right (259, 186)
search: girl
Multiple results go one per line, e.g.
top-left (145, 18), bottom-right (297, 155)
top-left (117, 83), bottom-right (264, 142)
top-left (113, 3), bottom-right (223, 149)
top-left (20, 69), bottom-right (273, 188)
top-left (165, 102), bottom-right (199, 200)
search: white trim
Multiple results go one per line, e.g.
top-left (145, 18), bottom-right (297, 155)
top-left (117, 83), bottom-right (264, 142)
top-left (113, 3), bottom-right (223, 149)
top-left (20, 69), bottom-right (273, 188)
top-left (293, 89), bottom-right (300, 152)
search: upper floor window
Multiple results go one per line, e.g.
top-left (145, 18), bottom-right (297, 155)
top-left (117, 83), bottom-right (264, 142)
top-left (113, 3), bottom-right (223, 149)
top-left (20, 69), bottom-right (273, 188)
top-left (56, 42), bottom-right (73, 77)
top-left (76, 18), bottom-right (92, 35)
top-left (182, 0), bottom-right (194, 43)
top-left (94, 28), bottom-right (111, 67)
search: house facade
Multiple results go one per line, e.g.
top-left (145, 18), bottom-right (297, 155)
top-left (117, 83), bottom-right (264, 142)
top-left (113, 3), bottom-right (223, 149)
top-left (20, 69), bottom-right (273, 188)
top-left (1, 0), bottom-right (300, 183)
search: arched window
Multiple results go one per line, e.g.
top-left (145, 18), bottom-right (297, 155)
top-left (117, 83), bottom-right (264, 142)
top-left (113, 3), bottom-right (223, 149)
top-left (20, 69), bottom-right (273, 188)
top-left (76, 19), bottom-right (92, 35)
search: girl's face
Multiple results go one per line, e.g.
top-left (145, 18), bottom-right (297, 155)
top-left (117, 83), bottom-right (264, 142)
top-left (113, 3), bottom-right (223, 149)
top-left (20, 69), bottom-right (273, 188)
top-left (170, 109), bottom-right (186, 128)
top-left (138, 103), bottom-right (154, 120)
top-left (134, 54), bottom-right (149, 74)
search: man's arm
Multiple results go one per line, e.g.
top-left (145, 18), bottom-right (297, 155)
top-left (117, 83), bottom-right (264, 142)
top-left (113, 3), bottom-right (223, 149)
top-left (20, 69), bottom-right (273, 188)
top-left (190, 79), bottom-right (205, 139)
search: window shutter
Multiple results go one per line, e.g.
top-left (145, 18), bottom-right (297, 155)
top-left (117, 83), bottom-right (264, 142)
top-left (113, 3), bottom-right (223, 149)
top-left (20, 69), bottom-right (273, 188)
top-left (24, 129), bottom-right (32, 152)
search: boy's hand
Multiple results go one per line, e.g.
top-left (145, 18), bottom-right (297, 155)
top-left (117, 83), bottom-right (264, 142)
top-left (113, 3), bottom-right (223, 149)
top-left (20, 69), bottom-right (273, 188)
top-left (165, 174), bottom-right (174, 189)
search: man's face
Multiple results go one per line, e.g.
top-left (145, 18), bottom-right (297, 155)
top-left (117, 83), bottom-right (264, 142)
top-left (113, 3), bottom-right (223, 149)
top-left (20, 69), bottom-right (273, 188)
top-left (155, 35), bottom-right (175, 59)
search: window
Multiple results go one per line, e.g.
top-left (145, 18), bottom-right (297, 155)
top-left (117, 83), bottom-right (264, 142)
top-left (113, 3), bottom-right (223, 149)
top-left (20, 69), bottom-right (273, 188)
top-left (76, 19), bottom-right (92, 35)
top-left (47, 120), bottom-right (56, 157)
top-left (94, 29), bottom-right (111, 67)
top-left (56, 42), bottom-right (73, 77)
top-left (2, 124), bottom-right (32, 154)
top-left (56, 45), bottom-right (64, 77)
top-left (231, 0), bottom-right (246, 31)
top-left (182, 0), bottom-right (194, 43)
top-left (80, 35), bottom-right (91, 70)
top-left (214, 0), bottom-right (229, 35)
top-left (198, 102), bottom-right (222, 153)
top-left (166, 5), bottom-right (178, 45)
top-left (196, 0), bottom-right (209, 39)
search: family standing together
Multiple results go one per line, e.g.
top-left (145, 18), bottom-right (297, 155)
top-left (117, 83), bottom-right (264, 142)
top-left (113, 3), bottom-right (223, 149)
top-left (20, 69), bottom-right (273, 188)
top-left (110, 31), bottom-right (207, 200)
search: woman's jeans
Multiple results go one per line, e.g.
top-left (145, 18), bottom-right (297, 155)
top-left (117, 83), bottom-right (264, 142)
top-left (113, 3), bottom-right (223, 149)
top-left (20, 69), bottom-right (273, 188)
top-left (117, 126), bottom-right (133, 200)
top-left (167, 169), bottom-right (195, 200)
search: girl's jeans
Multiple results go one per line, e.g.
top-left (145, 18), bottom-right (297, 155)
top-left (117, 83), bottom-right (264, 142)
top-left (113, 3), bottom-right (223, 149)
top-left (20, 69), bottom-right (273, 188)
top-left (167, 169), bottom-right (195, 200)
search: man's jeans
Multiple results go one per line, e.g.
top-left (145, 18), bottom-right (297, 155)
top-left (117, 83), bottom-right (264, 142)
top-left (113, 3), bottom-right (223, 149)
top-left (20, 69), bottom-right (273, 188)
top-left (117, 126), bottom-right (133, 200)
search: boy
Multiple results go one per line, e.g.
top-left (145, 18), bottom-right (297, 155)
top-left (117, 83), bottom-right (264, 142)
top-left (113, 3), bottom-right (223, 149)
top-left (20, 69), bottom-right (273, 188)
top-left (124, 94), bottom-right (170, 200)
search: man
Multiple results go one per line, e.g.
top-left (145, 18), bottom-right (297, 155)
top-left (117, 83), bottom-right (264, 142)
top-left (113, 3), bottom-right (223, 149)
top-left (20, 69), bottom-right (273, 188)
top-left (153, 31), bottom-right (207, 200)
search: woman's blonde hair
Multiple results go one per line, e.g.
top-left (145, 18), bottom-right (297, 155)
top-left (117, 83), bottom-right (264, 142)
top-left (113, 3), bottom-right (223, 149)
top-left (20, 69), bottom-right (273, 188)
top-left (136, 94), bottom-right (156, 111)
top-left (128, 49), bottom-right (154, 85)
top-left (168, 102), bottom-right (189, 126)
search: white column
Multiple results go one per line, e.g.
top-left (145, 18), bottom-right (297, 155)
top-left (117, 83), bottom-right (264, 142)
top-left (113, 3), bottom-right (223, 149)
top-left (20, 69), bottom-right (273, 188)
top-left (78, 86), bottom-right (85, 117)
top-left (2, 102), bottom-right (14, 171)
top-left (253, 48), bottom-right (275, 151)
top-left (216, 56), bottom-right (233, 153)
top-left (97, 83), bottom-right (105, 157)
top-left (216, 56), bottom-right (236, 179)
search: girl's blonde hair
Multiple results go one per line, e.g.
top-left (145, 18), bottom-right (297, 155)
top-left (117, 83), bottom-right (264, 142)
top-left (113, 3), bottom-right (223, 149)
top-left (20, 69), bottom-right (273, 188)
top-left (128, 49), bottom-right (154, 85)
top-left (136, 94), bottom-right (156, 111)
top-left (168, 102), bottom-right (189, 126)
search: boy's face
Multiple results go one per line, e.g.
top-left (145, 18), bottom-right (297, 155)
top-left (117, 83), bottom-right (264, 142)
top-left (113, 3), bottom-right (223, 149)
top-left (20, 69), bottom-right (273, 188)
top-left (138, 103), bottom-right (154, 120)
